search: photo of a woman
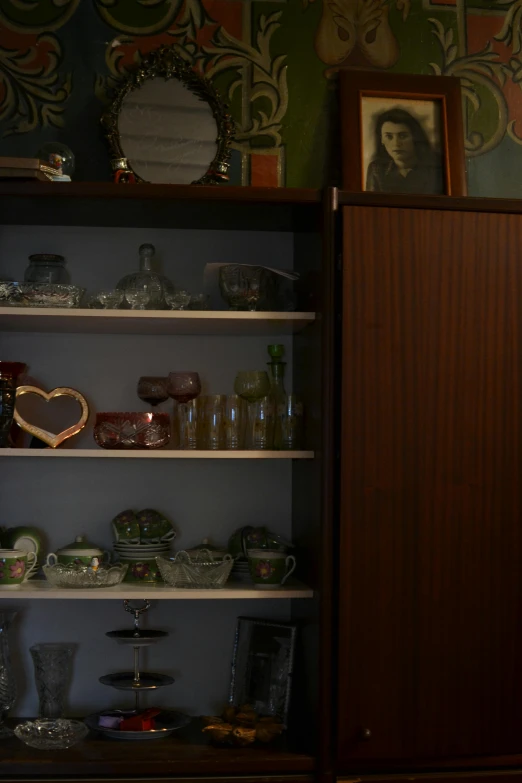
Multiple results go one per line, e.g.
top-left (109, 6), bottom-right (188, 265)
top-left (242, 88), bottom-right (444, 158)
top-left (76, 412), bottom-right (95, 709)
top-left (364, 105), bottom-right (444, 195)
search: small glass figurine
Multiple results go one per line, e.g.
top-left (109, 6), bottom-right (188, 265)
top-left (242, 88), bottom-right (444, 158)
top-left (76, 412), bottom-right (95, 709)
top-left (37, 143), bottom-right (75, 182)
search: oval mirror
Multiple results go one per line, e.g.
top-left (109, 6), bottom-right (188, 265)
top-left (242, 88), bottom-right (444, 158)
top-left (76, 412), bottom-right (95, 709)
top-left (102, 45), bottom-right (235, 186)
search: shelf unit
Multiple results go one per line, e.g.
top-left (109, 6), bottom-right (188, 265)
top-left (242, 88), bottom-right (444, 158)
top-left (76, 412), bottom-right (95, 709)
top-left (3, 581), bottom-right (313, 599)
top-left (0, 182), bottom-right (330, 778)
top-left (0, 308), bottom-right (316, 336)
top-left (0, 448), bottom-right (314, 459)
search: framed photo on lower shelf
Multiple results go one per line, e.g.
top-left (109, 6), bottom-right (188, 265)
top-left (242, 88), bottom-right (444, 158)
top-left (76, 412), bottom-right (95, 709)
top-left (228, 617), bottom-right (297, 725)
top-left (340, 70), bottom-right (467, 197)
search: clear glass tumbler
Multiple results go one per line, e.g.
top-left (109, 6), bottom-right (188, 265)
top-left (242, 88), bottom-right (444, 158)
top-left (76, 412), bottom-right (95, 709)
top-left (202, 395), bottom-right (226, 450)
top-left (249, 397), bottom-right (275, 450)
top-left (30, 643), bottom-right (73, 719)
top-left (175, 399), bottom-right (200, 450)
top-left (224, 395), bottom-right (245, 450)
top-left (280, 394), bottom-right (304, 450)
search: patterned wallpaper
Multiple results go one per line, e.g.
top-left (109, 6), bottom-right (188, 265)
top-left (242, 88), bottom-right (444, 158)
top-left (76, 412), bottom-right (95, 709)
top-left (0, 0), bottom-right (521, 196)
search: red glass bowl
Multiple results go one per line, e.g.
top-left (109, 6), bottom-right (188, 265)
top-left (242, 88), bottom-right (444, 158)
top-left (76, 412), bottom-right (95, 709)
top-left (93, 412), bottom-right (171, 450)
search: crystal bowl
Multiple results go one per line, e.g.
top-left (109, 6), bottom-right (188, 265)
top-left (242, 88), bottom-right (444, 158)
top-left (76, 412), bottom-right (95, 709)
top-left (156, 552), bottom-right (234, 589)
top-left (43, 563), bottom-right (128, 588)
top-left (14, 719), bottom-right (89, 749)
top-left (93, 412), bottom-right (171, 450)
top-left (0, 282), bottom-right (85, 308)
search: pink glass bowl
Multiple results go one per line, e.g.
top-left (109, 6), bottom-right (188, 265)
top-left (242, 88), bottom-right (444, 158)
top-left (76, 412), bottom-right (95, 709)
top-left (93, 412), bottom-right (171, 450)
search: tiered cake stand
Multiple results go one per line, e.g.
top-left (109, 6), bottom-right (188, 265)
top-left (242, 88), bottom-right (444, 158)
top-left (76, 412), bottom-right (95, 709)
top-left (85, 600), bottom-right (190, 740)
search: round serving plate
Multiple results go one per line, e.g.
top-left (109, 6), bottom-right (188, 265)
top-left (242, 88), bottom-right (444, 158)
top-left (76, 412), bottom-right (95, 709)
top-left (106, 630), bottom-right (168, 646)
top-left (99, 672), bottom-right (174, 690)
top-left (84, 710), bottom-right (190, 741)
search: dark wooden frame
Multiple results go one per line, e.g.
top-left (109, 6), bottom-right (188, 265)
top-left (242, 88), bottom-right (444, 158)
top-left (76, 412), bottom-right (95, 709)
top-left (340, 71), bottom-right (467, 197)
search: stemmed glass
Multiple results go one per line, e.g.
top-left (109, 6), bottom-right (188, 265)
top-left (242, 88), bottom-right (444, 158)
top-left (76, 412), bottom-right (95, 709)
top-left (167, 372), bottom-right (202, 449)
top-left (234, 371), bottom-right (271, 449)
top-left (137, 377), bottom-right (169, 407)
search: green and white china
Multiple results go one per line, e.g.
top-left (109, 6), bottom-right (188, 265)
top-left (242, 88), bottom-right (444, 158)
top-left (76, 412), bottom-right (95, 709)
top-left (1, 526), bottom-right (42, 559)
top-left (247, 548), bottom-right (296, 589)
top-left (46, 536), bottom-right (110, 567)
top-left (0, 549), bottom-right (37, 589)
top-left (118, 555), bottom-right (163, 584)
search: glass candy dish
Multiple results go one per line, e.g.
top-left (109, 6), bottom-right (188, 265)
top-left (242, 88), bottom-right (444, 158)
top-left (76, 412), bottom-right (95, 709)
top-left (156, 551), bottom-right (234, 589)
top-left (0, 282), bottom-right (84, 308)
top-left (14, 719), bottom-right (88, 749)
top-left (93, 412), bottom-right (171, 450)
top-left (43, 563), bottom-right (128, 588)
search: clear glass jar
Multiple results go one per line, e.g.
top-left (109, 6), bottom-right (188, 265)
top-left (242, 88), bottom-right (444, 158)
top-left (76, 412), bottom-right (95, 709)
top-left (116, 244), bottom-right (175, 310)
top-left (24, 254), bottom-right (69, 284)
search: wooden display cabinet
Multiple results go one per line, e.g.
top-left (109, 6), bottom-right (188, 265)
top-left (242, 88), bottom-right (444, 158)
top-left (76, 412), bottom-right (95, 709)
top-left (0, 183), bottom-right (334, 781)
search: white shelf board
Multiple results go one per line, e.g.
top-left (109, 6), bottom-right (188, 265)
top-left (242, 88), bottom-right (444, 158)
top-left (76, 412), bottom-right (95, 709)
top-left (0, 308), bottom-right (315, 335)
top-left (0, 581), bottom-right (313, 600)
top-left (0, 449), bottom-right (314, 459)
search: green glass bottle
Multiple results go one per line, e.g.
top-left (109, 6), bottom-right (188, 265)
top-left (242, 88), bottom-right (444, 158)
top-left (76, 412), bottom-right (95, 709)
top-left (267, 344), bottom-right (287, 450)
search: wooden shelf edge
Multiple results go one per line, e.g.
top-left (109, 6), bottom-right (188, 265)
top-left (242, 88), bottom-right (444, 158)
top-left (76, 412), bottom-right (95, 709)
top-left (0, 181), bottom-right (322, 205)
top-left (2, 580), bottom-right (314, 600)
top-left (0, 449), bottom-right (315, 459)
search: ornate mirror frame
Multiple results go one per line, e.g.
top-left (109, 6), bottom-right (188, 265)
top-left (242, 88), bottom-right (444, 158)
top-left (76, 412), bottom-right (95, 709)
top-left (101, 44), bottom-right (236, 186)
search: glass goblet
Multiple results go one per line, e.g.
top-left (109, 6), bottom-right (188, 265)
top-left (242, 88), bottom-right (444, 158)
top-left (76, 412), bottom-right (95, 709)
top-left (167, 372), bottom-right (202, 449)
top-left (165, 291), bottom-right (192, 311)
top-left (234, 371), bottom-right (271, 449)
top-left (137, 377), bottom-right (169, 407)
top-left (125, 290), bottom-right (150, 310)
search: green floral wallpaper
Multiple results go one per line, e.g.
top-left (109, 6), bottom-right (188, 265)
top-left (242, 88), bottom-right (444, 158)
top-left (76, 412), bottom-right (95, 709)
top-left (0, 0), bottom-right (520, 195)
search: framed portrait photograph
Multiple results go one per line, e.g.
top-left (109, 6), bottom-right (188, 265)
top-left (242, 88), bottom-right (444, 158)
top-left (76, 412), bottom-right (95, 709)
top-left (340, 71), bottom-right (467, 196)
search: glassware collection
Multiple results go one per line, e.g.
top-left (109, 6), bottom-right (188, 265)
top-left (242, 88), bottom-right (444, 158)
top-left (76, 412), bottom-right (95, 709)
top-left (0, 345), bottom-right (304, 453)
top-left (0, 243), bottom-right (299, 311)
top-left (0, 536), bottom-right (296, 746)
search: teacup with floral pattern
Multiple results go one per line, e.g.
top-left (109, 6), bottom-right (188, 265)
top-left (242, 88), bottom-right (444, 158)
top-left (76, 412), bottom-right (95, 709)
top-left (0, 549), bottom-right (37, 589)
top-left (247, 548), bottom-right (296, 589)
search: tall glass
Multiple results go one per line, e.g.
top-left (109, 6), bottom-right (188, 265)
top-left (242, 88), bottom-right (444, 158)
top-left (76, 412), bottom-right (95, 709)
top-left (234, 372), bottom-right (271, 450)
top-left (280, 395), bottom-right (304, 450)
top-left (202, 395), bottom-right (226, 450)
top-left (167, 372), bottom-right (202, 450)
top-left (224, 395), bottom-right (245, 450)
top-left (0, 612), bottom-right (17, 738)
top-left (30, 643), bottom-right (73, 719)
top-left (250, 397), bottom-right (275, 450)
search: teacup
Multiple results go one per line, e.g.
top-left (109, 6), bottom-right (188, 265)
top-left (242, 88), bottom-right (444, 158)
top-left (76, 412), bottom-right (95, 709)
top-left (0, 549), bottom-right (37, 589)
top-left (118, 555), bottom-right (163, 584)
top-left (247, 548), bottom-right (296, 589)
top-left (112, 510), bottom-right (140, 544)
top-left (137, 509), bottom-right (175, 544)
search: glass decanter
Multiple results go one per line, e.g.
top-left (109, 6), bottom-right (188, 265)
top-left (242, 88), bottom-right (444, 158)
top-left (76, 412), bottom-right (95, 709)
top-left (0, 612), bottom-right (17, 738)
top-left (116, 243), bottom-right (175, 310)
top-left (267, 344), bottom-right (288, 450)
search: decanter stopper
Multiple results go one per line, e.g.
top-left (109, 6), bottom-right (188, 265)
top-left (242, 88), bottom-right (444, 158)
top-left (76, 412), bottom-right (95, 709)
top-left (139, 243), bottom-right (155, 271)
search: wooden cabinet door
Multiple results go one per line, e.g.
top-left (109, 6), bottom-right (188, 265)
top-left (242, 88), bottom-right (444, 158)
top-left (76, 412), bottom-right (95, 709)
top-left (338, 205), bottom-right (522, 767)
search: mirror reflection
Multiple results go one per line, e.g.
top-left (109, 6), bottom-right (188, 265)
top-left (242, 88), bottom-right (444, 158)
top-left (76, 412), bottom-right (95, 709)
top-left (118, 77), bottom-right (218, 185)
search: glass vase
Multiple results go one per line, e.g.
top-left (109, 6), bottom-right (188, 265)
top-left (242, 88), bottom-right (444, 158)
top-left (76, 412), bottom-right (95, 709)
top-left (0, 612), bottom-right (17, 739)
top-left (0, 362), bottom-right (27, 448)
top-left (30, 644), bottom-right (73, 719)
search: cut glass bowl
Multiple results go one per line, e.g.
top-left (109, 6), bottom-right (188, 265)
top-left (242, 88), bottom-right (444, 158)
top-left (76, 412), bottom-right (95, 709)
top-left (14, 719), bottom-right (88, 749)
top-left (43, 563), bottom-right (128, 588)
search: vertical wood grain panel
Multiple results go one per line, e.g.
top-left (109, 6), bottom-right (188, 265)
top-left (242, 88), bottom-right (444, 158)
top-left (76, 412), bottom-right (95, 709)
top-left (338, 206), bottom-right (522, 766)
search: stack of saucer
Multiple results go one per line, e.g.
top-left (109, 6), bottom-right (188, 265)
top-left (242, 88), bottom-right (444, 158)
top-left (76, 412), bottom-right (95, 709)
top-left (230, 556), bottom-right (251, 583)
top-left (114, 541), bottom-right (172, 559)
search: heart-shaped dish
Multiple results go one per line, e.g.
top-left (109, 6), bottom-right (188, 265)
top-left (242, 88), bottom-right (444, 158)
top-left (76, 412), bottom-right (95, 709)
top-left (14, 385), bottom-right (89, 449)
